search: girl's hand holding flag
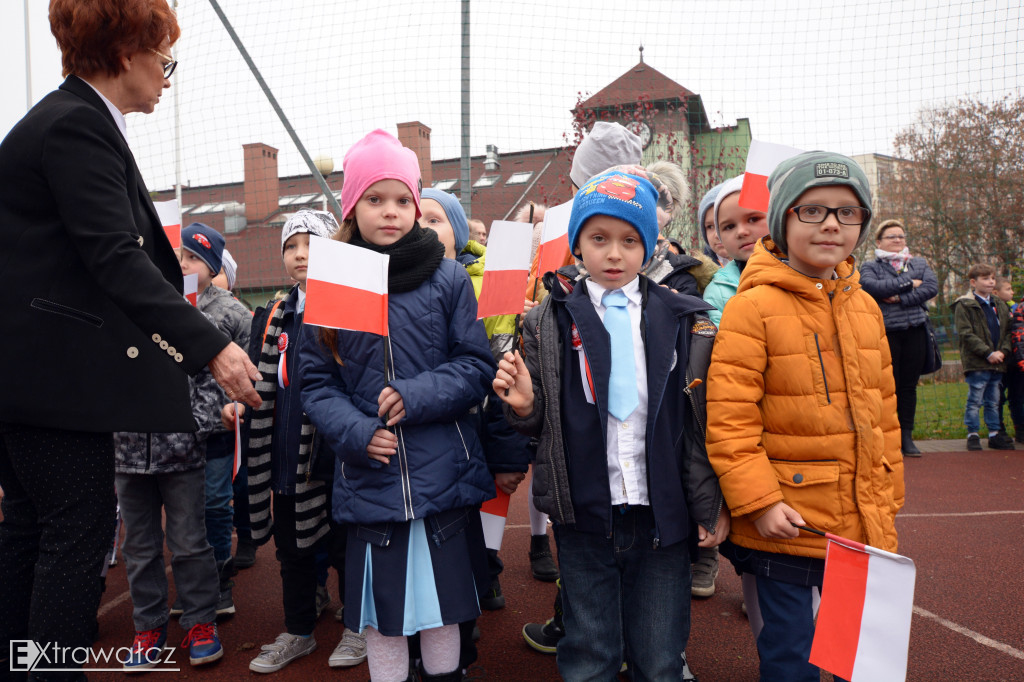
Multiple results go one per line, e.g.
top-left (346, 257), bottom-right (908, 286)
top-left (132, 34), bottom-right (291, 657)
top-left (377, 386), bottom-right (406, 426)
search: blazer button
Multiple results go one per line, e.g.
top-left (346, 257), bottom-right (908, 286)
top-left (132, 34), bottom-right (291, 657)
top-left (137, 235), bottom-right (144, 247)
top-left (126, 346), bottom-right (139, 358)
top-left (174, 353), bottom-right (183, 363)
top-left (166, 346), bottom-right (176, 356)
top-left (152, 333), bottom-right (162, 343)
top-left (159, 340), bottom-right (169, 350)
top-left (793, 473), bottom-right (804, 484)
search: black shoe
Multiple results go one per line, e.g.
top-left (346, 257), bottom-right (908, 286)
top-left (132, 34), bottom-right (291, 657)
top-left (1015, 427), bottom-right (1024, 444)
top-left (529, 534), bottom-right (559, 582)
top-left (901, 431), bottom-right (922, 457)
top-left (522, 618), bottom-right (564, 654)
top-left (966, 434), bottom-right (982, 451)
top-left (479, 577), bottom-right (504, 611)
top-left (216, 558), bottom-right (236, 617)
top-left (988, 432), bottom-right (1016, 450)
top-left (234, 537), bottom-right (256, 569)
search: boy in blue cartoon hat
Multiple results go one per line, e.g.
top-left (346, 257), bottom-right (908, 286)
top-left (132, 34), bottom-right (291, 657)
top-left (493, 170), bottom-right (728, 680)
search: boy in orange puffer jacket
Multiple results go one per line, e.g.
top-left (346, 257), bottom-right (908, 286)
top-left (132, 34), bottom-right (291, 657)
top-left (705, 151), bottom-right (904, 682)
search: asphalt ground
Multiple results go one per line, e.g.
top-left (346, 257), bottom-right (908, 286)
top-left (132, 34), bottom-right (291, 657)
top-left (5, 439), bottom-right (1024, 681)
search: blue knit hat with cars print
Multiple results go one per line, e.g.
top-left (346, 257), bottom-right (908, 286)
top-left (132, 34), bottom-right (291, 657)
top-left (567, 170), bottom-right (660, 263)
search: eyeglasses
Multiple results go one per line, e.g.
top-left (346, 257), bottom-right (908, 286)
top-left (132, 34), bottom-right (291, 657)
top-left (149, 48), bottom-right (177, 78)
top-left (882, 234), bottom-right (906, 241)
top-left (789, 204), bottom-right (871, 225)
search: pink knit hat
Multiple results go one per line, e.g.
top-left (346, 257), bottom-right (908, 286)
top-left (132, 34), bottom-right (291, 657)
top-left (341, 129), bottom-right (422, 219)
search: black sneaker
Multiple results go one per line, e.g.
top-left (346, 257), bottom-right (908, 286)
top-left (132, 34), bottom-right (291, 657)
top-left (966, 434), bottom-right (982, 451)
top-left (1015, 428), bottom-right (1024, 444)
top-left (988, 432), bottom-right (1016, 450)
top-left (529, 534), bottom-right (559, 582)
top-left (901, 431), bottom-right (922, 458)
top-left (522, 618), bottom-right (563, 654)
top-left (479, 577), bottom-right (504, 610)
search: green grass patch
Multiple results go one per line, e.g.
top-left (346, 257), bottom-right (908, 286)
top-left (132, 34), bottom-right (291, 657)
top-left (913, 381), bottom-right (969, 440)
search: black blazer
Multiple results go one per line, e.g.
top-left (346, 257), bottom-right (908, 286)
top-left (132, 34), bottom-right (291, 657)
top-left (0, 76), bottom-right (230, 432)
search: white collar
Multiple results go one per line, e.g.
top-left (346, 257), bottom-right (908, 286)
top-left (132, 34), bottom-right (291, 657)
top-left (81, 79), bottom-right (128, 142)
top-left (586, 275), bottom-right (642, 308)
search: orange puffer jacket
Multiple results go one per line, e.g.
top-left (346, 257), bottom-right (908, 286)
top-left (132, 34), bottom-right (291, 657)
top-left (706, 239), bottom-right (903, 559)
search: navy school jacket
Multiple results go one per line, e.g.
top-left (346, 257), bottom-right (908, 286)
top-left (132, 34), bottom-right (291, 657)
top-left (299, 258), bottom-right (496, 525)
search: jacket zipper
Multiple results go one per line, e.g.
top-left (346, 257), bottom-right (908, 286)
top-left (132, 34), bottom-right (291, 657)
top-left (145, 434), bottom-right (153, 472)
top-left (814, 333), bottom-right (832, 405)
top-left (455, 422), bottom-right (470, 460)
top-left (395, 424), bottom-right (414, 520)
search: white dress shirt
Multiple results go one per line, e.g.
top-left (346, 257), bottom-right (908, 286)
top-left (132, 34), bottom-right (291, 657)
top-left (585, 276), bottom-right (649, 506)
top-left (82, 79), bottom-right (129, 142)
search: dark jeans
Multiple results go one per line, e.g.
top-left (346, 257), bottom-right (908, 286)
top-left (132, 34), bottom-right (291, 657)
top-left (999, 365), bottom-right (1024, 431)
top-left (886, 324), bottom-right (928, 433)
top-left (232, 458), bottom-right (251, 541)
top-left (272, 493), bottom-right (345, 636)
top-left (554, 506), bottom-right (690, 682)
top-left (0, 424), bottom-right (117, 682)
top-left (204, 433), bottom-right (235, 561)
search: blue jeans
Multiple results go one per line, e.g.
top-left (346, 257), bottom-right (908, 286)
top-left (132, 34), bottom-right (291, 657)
top-left (964, 370), bottom-right (1002, 433)
top-left (554, 506), bottom-right (690, 682)
top-left (116, 468), bottom-right (219, 630)
top-left (204, 433), bottom-right (235, 562)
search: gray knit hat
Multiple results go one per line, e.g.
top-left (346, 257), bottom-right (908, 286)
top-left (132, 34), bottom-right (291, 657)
top-left (766, 151), bottom-right (872, 255)
top-left (569, 122), bottom-right (643, 188)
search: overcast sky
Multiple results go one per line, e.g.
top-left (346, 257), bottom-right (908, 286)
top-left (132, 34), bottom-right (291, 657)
top-left (2, 0), bottom-right (1020, 191)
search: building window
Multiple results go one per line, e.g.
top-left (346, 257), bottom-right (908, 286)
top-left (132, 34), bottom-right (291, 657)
top-left (473, 175), bottom-right (501, 188)
top-left (432, 178), bottom-right (458, 191)
top-left (191, 202), bottom-right (225, 214)
top-left (279, 193), bottom-right (320, 207)
top-left (506, 171), bottom-right (533, 185)
top-left (180, 205), bottom-right (195, 214)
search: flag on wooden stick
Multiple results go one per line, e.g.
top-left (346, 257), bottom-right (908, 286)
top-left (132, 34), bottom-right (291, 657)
top-left (304, 236), bottom-right (389, 335)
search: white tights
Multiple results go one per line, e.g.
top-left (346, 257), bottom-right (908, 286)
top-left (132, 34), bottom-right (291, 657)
top-left (365, 624), bottom-right (460, 682)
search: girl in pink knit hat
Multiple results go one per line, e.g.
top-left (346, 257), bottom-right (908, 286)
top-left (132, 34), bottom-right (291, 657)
top-left (300, 129), bottom-right (496, 682)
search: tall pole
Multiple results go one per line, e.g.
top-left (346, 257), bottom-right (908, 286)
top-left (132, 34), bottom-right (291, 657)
top-left (206, 0), bottom-right (342, 219)
top-left (172, 0), bottom-right (182, 207)
top-left (459, 0), bottom-right (471, 218)
top-left (23, 0), bottom-right (32, 110)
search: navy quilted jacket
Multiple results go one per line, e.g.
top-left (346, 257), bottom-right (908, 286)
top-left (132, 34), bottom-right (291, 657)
top-left (299, 258), bottom-right (496, 524)
top-left (859, 257), bottom-right (938, 330)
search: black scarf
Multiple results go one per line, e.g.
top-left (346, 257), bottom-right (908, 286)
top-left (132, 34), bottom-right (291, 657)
top-left (351, 223), bottom-right (445, 293)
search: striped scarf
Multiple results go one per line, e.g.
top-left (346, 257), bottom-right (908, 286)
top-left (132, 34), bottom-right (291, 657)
top-left (247, 301), bottom-right (329, 548)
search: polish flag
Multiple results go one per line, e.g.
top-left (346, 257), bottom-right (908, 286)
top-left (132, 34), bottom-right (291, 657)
top-left (534, 199), bottom-right (574, 277)
top-left (232, 402), bottom-right (242, 482)
top-left (154, 200), bottom-right (182, 249)
top-left (738, 140), bottom-right (804, 212)
top-left (183, 273), bottom-right (198, 306)
top-left (477, 221), bottom-right (533, 319)
top-left (304, 237), bottom-right (389, 335)
top-left (479, 484), bottom-right (511, 550)
top-left (809, 534), bottom-right (916, 682)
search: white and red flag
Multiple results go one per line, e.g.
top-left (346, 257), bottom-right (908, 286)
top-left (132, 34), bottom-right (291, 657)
top-left (479, 484), bottom-right (511, 550)
top-left (476, 221), bottom-right (533, 319)
top-left (183, 273), bottom-right (198, 306)
top-left (154, 199), bottom-right (182, 249)
top-left (809, 533), bottom-right (916, 682)
top-left (534, 199), bottom-right (573, 278)
top-left (304, 236), bottom-right (389, 335)
top-left (738, 140), bottom-right (804, 213)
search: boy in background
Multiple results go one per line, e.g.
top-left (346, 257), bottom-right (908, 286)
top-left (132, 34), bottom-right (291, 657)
top-left (178, 222), bottom-right (253, 614)
top-left (952, 265), bottom-right (1015, 451)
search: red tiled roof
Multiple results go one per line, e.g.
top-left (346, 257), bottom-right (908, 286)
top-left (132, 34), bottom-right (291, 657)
top-left (579, 61), bottom-right (695, 111)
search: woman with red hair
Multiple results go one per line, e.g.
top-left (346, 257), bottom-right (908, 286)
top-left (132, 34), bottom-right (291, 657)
top-left (0, 2), bottom-right (260, 677)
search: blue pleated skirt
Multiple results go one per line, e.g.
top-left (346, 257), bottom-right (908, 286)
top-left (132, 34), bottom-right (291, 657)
top-left (344, 510), bottom-right (481, 637)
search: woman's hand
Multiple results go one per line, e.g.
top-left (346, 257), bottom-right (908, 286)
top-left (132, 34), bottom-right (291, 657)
top-left (378, 386), bottom-right (406, 426)
top-left (752, 502), bottom-right (804, 539)
top-left (493, 350), bottom-right (534, 417)
top-left (367, 428), bottom-right (398, 465)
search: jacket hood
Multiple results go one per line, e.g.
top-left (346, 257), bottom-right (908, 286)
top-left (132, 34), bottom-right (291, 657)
top-left (459, 240), bottom-right (486, 276)
top-left (950, 292), bottom-right (981, 310)
top-left (738, 237), bottom-right (860, 302)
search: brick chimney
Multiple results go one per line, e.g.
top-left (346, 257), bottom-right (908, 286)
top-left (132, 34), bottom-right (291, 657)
top-left (396, 122), bottom-right (432, 188)
top-left (243, 142), bottom-right (279, 223)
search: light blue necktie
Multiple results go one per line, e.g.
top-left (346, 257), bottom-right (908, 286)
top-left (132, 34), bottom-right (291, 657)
top-left (602, 290), bottom-right (638, 420)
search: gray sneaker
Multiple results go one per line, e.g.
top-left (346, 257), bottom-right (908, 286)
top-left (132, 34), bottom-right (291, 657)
top-left (691, 546), bottom-right (719, 598)
top-left (328, 628), bottom-right (367, 668)
top-left (249, 632), bottom-right (317, 674)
